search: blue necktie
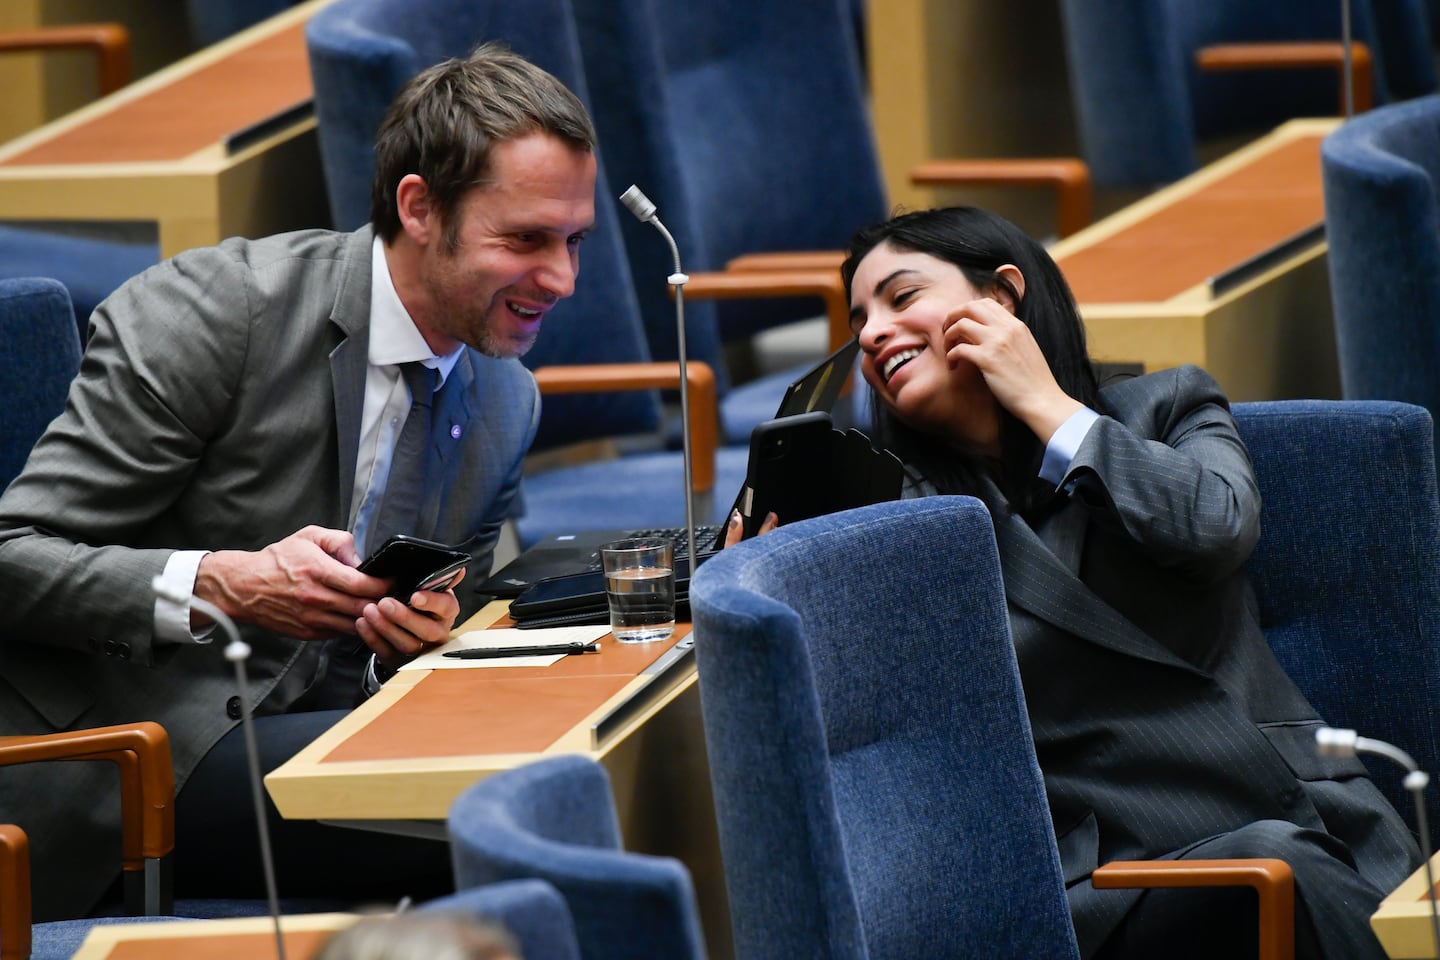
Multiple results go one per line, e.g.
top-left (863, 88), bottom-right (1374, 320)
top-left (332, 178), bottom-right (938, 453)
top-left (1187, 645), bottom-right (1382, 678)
top-left (371, 361), bottom-right (437, 547)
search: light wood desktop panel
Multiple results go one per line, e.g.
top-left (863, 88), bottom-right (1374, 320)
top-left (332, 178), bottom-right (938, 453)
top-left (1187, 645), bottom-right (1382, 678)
top-left (265, 607), bottom-right (697, 822)
top-left (0, 23), bottom-right (309, 166)
top-left (0, 0), bottom-right (193, 143)
top-left (264, 607), bottom-right (731, 959)
top-left (1049, 119), bottom-right (1342, 402)
top-left (72, 913), bottom-right (356, 960)
top-left (319, 635), bottom-right (688, 762)
top-left (1056, 136), bottom-right (1324, 304)
top-left (1372, 850), bottom-right (1440, 958)
top-left (0, 1), bottom-right (332, 259)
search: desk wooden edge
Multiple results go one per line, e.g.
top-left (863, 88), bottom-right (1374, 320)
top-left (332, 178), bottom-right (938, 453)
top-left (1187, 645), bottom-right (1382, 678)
top-left (72, 912), bottom-right (360, 960)
top-left (263, 602), bottom-right (699, 822)
top-left (1372, 852), bottom-right (1440, 958)
top-left (1047, 117), bottom-right (1339, 258)
top-left (0, 0), bottom-right (331, 164)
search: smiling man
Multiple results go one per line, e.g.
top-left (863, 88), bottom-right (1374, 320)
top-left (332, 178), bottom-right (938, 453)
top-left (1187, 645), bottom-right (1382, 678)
top-left (0, 44), bottom-right (595, 919)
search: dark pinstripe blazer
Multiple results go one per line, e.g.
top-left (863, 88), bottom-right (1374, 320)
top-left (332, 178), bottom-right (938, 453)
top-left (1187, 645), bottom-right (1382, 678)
top-left (0, 226), bottom-right (540, 918)
top-left (968, 366), bottom-right (1415, 956)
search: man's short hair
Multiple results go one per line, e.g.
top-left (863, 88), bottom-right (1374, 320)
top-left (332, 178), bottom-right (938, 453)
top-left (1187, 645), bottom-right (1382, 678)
top-left (370, 42), bottom-right (596, 249)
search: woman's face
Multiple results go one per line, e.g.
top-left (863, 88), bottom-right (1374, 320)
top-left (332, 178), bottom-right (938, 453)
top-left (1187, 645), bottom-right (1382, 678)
top-left (848, 242), bottom-right (1003, 448)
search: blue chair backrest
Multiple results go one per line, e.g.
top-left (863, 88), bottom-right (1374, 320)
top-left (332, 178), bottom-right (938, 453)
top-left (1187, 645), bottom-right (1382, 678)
top-left (185, 0), bottom-right (298, 47)
top-left (1321, 93), bottom-right (1440, 450)
top-left (572, 0), bottom-right (888, 358)
top-left (0, 277), bottom-right (82, 493)
top-left (1235, 399), bottom-right (1440, 830)
top-left (689, 497), bottom-right (1079, 959)
top-left (1060, 0), bottom-right (1433, 189)
top-left (448, 754), bottom-right (707, 960)
top-left (305, 0), bottom-right (661, 451)
top-left (418, 879), bottom-right (582, 960)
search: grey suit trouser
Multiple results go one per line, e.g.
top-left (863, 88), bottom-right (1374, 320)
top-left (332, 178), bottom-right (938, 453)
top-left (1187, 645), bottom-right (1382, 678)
top-left (1088, 820), bottom-right (1395, 960)
top-left (169, 647), bottom-right (453, 906)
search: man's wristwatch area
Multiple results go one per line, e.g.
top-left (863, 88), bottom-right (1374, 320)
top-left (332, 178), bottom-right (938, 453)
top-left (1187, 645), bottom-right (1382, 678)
top-left (361, 653), bottom-right (395, 698)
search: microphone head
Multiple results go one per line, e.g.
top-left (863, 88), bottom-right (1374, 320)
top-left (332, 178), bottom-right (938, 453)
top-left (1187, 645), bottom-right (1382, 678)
top-left (1315, 726), bottom-right (1359, 757)
top-left (619, 184), bottom-right (656, 222)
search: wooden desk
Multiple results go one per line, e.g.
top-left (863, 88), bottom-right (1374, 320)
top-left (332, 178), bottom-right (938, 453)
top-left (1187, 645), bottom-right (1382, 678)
top-left (1373, 851), bottom-right (1440, 958)
top-left (72, 913), bottom-right (356, 960)
top-left (1050, 118), bottom-right (1342, 402)
top-left (0, 0), bottom-right (334, 258)
top-left (265, 603), bottom-right (732, 958)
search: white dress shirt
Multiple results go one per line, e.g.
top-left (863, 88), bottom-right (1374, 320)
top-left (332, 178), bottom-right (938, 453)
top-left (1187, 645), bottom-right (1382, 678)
top-left (153, 236), bottom-right (461, 642)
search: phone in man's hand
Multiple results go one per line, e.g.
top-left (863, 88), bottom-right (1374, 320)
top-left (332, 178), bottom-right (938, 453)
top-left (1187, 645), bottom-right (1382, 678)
top-left (358, 535), bottom-right (471, 600)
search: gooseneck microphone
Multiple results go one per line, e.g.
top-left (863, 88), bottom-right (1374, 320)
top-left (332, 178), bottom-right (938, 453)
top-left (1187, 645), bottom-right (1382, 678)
top-left (1341, 0), bottom-right (1355, 118)
top-left (153, 577), bottom-right (287, 960)
top-left (1317, 726), bottom-right (1438, 953)
top-left (619, 184), bottom-right (698, 576)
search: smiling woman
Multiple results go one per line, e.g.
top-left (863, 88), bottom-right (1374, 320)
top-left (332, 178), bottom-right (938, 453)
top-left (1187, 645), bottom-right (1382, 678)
top-left (842, 206), bottom-right (1098, 517)
top-left (838, 207), bottom-right (1422, 960)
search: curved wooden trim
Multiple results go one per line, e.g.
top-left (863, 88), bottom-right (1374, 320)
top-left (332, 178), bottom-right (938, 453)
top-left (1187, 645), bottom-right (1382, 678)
top-left (0, 721), bottom-right (175, 867)
top-left (909, 157), bottom-right (1093, 238)
top-left (724, 251), bottom-right (846, 274)
top-left (1093, 857), bottom-right (1294, 960)
top-left (681, 269), bottom-right (852, 353)
top-left (1195, 41), bottom-right (1373, 114)
top-left (0, 23), bottom-right (132, 96)
top-left (0, 824), bottom-right (31, 960)
top-left (532, 361), bottom-right (718, 492)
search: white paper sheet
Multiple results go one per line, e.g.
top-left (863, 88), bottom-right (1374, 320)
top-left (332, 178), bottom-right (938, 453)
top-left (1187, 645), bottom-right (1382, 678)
top-left (398, 624), bottom-right (612, 671)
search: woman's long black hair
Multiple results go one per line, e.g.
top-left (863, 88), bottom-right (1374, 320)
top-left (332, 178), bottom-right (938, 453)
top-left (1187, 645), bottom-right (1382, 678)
top-left (840, 206), bottom-right (1101, 519)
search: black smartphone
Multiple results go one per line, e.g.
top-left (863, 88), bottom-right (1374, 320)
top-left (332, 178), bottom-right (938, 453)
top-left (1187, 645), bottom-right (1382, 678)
top-left (737, 411), bottom-right (836, 539)
top-left (358, 535), bottom-right (471, 600)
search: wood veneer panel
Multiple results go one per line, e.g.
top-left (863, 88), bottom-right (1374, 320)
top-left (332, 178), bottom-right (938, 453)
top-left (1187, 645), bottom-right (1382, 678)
top-left (321, 629), bottom-right (689, 761)
top-left (106, 928), bottom-right (333, 959)
top-left (0, 23), bottom-right (310, 167)
top-left (1056, 136), bottom-right (1324, 305)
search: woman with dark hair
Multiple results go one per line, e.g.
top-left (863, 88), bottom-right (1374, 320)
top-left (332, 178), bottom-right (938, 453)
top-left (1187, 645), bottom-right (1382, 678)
top-left (832, 206), bottom-right (1416, 959)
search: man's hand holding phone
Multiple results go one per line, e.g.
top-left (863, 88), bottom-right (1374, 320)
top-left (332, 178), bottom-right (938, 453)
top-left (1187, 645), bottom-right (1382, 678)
top-left (355, 535), bottom-right (472, 666)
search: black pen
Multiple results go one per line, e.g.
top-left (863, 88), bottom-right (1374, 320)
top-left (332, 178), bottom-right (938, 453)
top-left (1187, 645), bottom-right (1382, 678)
top-left (443, 641), bottom-right (599, 659)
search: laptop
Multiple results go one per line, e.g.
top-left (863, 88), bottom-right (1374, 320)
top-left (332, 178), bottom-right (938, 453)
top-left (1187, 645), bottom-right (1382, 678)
top-left (479, 338), bottom-right (863, 598)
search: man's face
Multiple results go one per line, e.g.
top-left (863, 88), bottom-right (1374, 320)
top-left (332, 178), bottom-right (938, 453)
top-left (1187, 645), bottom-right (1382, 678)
top-left (414, 131), bottom-right (597, 358)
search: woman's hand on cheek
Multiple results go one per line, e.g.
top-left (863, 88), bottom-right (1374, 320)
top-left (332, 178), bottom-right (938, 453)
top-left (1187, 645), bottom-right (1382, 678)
top-left (944, 298), bottom-right (1083, 444)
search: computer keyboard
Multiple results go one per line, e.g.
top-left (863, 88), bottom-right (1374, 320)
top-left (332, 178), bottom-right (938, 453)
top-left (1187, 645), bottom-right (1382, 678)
top-left (580, 524), bottom-right (724, 570)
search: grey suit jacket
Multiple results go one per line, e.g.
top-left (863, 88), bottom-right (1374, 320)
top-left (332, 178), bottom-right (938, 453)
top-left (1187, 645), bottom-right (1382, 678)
top-left (0, 227), bottom-right (540, 917)
top-left (958, 366), bottom-right (1415, 956)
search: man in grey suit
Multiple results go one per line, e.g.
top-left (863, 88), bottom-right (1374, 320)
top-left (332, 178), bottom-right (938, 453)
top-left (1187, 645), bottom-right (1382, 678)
top-left (0, 45), bottom-right (597, 918)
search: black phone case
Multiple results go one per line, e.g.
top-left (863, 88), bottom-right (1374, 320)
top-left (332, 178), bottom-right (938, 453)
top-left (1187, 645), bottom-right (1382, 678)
top-left (738, 411), bottom-right (836, 539)
top-left (358, 535), bottom-right (471, 599)
top-left (737, 412), bottom-right (906, 540)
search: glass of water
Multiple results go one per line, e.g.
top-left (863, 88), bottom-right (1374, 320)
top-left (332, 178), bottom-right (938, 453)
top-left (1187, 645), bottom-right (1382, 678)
top-left (599, 537), bottom-right (676, 643)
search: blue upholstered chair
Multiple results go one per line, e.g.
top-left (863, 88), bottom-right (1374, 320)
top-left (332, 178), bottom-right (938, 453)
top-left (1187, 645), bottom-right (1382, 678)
top-left (448, 755), bottom-right (706, 960)
top-left (305, 0), bottom-right (750, 547)
top-left (0, 28), bottom-right (158, 337)
top-left (1234, 399), bottom-right (1440, 832)
top-left (689, 497), bottom-right (1081, 958)
top-left (572, 0), bottom-right (883, 444)
top-left (690, 496), bottom-right (1319, 958)
top-left (1059, 0), bottom-right (1437, 191)
top-left (0, 277), bottom-right (81, 492)
top-left (415, 879), bottom-right (582, 960)
top-left (1320, 93), bottom-right (1440, 452)
top-left (184, 0), bottom-right (301, 48)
